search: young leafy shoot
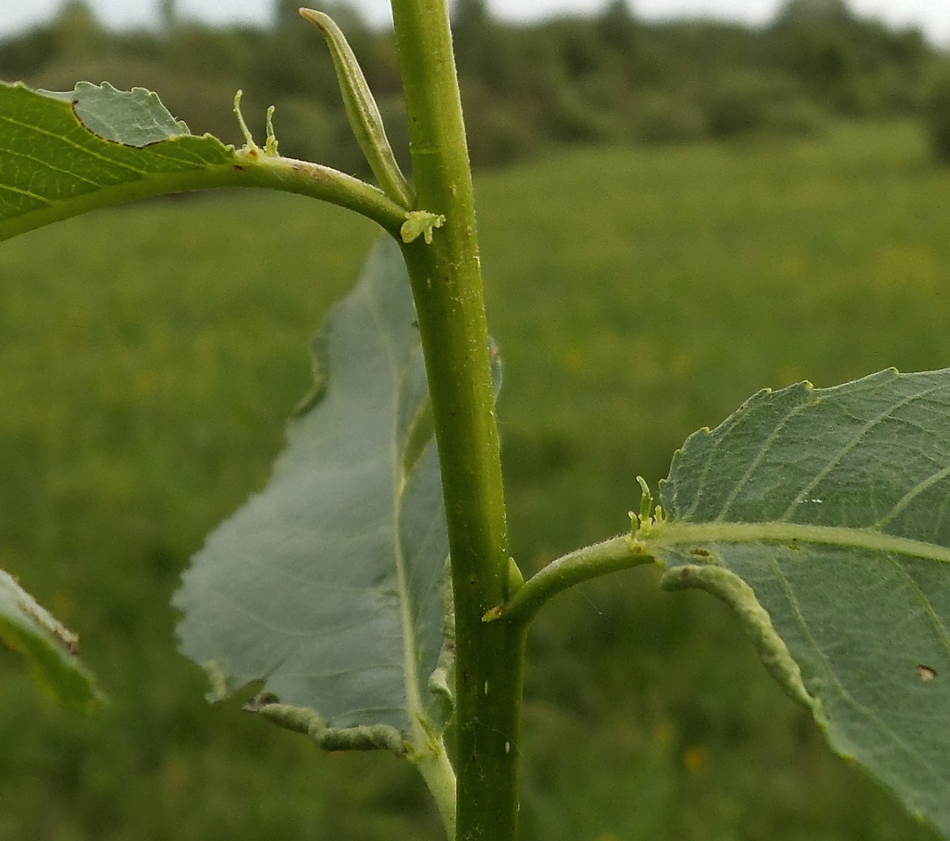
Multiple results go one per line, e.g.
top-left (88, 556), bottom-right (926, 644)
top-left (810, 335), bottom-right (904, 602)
top-left (300, 8), bottom-right (414, 209)
top-left (634, 369), bottom-right (950, 838)
top-left (174, 239), bottom-right (457, 836)
top-left (0, 569), bottom-right (103, 710)
top-left (0, 81), bottom-right (408, 241)
top-left (3, 1), bottom-right (946, 837)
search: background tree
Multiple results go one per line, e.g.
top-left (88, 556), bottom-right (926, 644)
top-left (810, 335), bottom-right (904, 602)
top-left (0, 0), bottom-right (938, 165)
top-left (924, 63), bottom-right (950, 164)
top-left (52, 0), bottom-right (103, 60)
top-left (596, 0), bottom-right (638, 56)
top-left (776, 0), bottom-right (853, 26)
top-left (159, 0), bottom-right (178, 34)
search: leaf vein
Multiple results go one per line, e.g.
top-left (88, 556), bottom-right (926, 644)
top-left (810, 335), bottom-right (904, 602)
top-left (716, 399), bottom-right (811, 522)
top-left (878, 464), bottom-right (950, 531)
top-left (0, 113), bottom-right (149, 177)
top-left (0, 181), bottom-right (52, 204)
top-left (780, 383), bottom-right (946, 521)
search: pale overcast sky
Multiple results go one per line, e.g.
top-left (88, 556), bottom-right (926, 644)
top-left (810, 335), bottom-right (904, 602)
top-left (0, 0), bottom-right (948, 44)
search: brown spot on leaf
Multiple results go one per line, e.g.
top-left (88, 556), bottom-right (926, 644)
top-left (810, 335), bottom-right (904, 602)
top-left (917, 664), bottom-right (937, 682)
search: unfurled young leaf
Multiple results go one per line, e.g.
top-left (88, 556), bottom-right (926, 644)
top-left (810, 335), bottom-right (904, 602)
top-left (638, 369), bottom-right (950, 837)
top-left (0, 568), bottom-right (103, 710)
top-left (174, 238), bottom-right (454, 757)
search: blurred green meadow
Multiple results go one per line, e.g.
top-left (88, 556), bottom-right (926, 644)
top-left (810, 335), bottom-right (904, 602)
top-left (1, 120), bottom-right (948, 840)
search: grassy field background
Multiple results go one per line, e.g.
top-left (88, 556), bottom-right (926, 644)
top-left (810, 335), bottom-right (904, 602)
top-left (1, 120), bottom-right (948, 840)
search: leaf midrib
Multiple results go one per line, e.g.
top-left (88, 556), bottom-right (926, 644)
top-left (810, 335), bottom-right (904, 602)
top-left (363, 277), bottom-right (428, 743)
top-left (645, 520), bottom-right (950, 566)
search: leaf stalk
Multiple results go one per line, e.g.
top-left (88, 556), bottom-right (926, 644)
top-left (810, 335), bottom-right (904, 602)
top-left (501, 536), bottom-right (656, 626)
top-left (0, 153), bottom-right (409, 244)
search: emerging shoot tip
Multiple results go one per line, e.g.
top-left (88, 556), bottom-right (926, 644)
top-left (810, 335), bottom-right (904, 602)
top-left (300, 7), bottom-right (414, 208)
top-left (265, 105), bottom-right (279, 156)
top-left (632, 476), bottom-right (664, 538)
top-left (233, 90), bottom-right (257, 152)
top-left (401, 211), bottom-right (446, 244)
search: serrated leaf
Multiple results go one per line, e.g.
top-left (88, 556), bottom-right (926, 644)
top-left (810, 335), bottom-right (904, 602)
top-left (0, 81), bottom-right (407, 240)
top-left (0, 568), bottom-right (103, 710)
top-left (173, 238), bottom-right (453, 756)
top-left (639, 368), bottom-right (950, 837)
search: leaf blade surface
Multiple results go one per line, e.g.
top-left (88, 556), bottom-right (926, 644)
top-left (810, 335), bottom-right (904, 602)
top-left (174, 239), bottom-right (452, 753)
top-left (641, 369), bottom-right (950, 837)
top-left (0, 82), bottom-right (237, 240)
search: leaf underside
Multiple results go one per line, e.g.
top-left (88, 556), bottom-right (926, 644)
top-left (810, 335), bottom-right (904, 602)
top-left (0, 81), bottom-right (236, 241)
top-left (644, 369), bottom-right (950, 838)
top-left (174, 238), bottom-right (452, 754)
top-left (0, 568), bottom-right (102, 710)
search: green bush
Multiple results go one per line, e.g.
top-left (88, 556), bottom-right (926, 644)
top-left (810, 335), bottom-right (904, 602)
top-left (634, 91), bottom-right (706, 143)
top-left (923, 64), bottom-right (950, 165)
top-left (460, 82), bottom-right (543, 167)
top-left (705, 71), bottom-right (821, 139)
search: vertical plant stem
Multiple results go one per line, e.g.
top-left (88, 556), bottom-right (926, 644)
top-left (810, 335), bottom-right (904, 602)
top-left (390, 1), bottom-right (526, 839)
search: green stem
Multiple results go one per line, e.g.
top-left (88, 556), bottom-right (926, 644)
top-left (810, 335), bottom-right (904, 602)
top-left (502, 536), bottom-right (656, 626)
top-left (389, 1), bottom-right (524, 839)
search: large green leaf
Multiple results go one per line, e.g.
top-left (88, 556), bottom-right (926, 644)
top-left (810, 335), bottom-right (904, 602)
top-left (174, 238), bottom-right (452, 756)
top-left (0, 568), bottom-right (102, 710)
top-left (0, 81), bottom-right (406, 240)
top-left (637, 368), bottom-right (950, 837)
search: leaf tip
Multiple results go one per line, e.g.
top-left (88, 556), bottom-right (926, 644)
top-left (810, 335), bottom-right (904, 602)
top-left (299, 7), bottom-right (327, 28)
